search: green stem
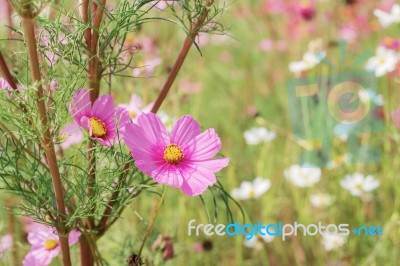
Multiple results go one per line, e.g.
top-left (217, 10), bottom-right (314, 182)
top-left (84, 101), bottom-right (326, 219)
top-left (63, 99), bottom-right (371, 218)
top-left (138, 186), bottom-right (169, 257)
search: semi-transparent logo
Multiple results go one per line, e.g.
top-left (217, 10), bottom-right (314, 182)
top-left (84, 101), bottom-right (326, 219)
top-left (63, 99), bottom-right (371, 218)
top-left (286, 71), bottom-right (382, 168)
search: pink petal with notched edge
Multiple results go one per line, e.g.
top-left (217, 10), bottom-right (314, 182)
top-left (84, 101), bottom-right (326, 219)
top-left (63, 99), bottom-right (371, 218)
top-left (188, 158), bottom-right (230, 173)
top-left (171, 115), bottom-right (201, 146)
top-left (152, 163), bottom-right (183, 188)
top-left (180, 164), bottom-right (217, 196)
top-left (124, 123), bottom-right (165, 176)
top-left (137, 112), bottom-right (169, 147)
top-left (124, 113), bottom-right (229, 196)
top-left (184, 129), bottom-right (221, 160)
top-left (69, 89), bottom-right (91, 127)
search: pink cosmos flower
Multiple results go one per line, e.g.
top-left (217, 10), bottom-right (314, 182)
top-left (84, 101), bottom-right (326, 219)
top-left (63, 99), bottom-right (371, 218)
top-left (0, 234), bottom-right (12, 258)
top-left (124, 113), bottom-right (229, 196)
top-left (179, 79), bottom-right (202, 94)
top-left (23, 227), bottom-right (81, 266)
top-left (132, 57), bottom-right (162, 77)
top-left (50, 80), bottom-right (58, 91)
top-left (118, 94), bottom-right (154, 122)
top-left (69, 89), bottom-right (130, 146)
top-left (381, 36), bottom-right (400, 50)
top-left (0, 77), bottom-right (12, 92)
top-left (339, 26), bottom-right (357, 42)
top-left (154, 1), bottom-right (177, 10)
top-left (60, 122), bottom-right (84, 149)
top-left (21, 217), bottom-right (47, 233)
top-left (259, 39), bottom-right (274, 52)
top-left (391, 110), bottom-right (400, 128)
top-left (298, 0), bottom-right (316, 21)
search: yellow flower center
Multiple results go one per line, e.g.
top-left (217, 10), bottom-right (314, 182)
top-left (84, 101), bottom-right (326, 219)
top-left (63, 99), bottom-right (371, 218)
top-left (163, 144), bottom-right (184, 164)
top-left (249, 189), bottom-right (256, 198)
top-left (354, 183), bottom-right (363, 190)
top-left (89, 117), bottom-right (107, 138)
top-left (129, 111), bottom-right (135, 118)
top-left (44, 239), bottom-right (58, 250)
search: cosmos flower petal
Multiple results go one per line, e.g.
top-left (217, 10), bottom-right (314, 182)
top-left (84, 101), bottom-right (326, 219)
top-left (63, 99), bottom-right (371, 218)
top-left (137, 113), bottom-right (169, 147)
top-left (180, 165), bottom-right (217, 196)
top-left (91, 95), bottom-right (115, 121)
top-left (69, 89), bottom-right (91, 126)
top-left (185, 128), bottom-right (221, 160)
top-left (187, 158), bottom-right (229, 173)
top-left (152, 164), bottom-right (183, 188)
top-left (171, 115), bottom-right (201, 146)
top-left (114, 106), bottom-right (131, 137)
top-left (68, 230), bottom-right (81, 245)
top-left (124, 123), bottom-right (162, 158)
top-left (135, 159), bottom-right (167, 177)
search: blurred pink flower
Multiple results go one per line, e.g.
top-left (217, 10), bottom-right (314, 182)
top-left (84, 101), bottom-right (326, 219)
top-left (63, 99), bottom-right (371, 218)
top-left (391, 110), bottom-right (400, 128)
top-left (380, 36), bottom-right (400, 50)
top-left (259, 39), bottom-right (274, 52)
top-left (60, 122), bottom-right (84, 149)
top-left (69, 89), bottom-right (130, 146)
top-left (124, 113), bottom-right (229, 196)
top-left (23, 227), bottom-right (80, 266)
top-left (50, 80), bottom-right (58, 91)
top-left (0, 0), bottom-right (10, 26)
top-left (0, 77), bottom-right (12, 92)
top-left (179, 79), bottom-right (202, 94)
top-left (151, 235), bottom-right (174, 261)
top-left (118, 94), bottom-right (154, 122)
top-left (298, 0), bottom-right (316, 21)
top-left (133, 57), bottom-right (162, 77)
top-left (0, 234), bottom-right (12, 258)
top-left (339, 26), bottom-right (357, 42)
top-left (125, 35), bottom-right (157, 54)
top-left (154, 1), bottom-right (177, 10)
top-left (261, 0), bottom-right (288, 14)
top-left (196, 32), bottom-right (209, 47)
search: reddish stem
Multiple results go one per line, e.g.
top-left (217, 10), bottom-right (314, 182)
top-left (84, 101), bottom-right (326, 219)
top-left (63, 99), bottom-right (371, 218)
top-left (0, 51), bottom-right (18, 90)
top-left (21, 11), bottom-right (71, 266)
top-left (151, 0), bottom-right (213, 113)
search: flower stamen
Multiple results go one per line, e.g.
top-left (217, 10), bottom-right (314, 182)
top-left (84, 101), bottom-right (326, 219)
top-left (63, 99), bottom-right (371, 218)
top-left (89, 117), bottom-right (107, 137)
top-left (164, 144), bottom-right (184, 164)
top-left (44, 239), bottom-right (58, 250)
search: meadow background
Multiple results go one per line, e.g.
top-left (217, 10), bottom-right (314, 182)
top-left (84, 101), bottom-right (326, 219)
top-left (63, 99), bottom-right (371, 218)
top-left (0, 0), bottom-right (399, 265)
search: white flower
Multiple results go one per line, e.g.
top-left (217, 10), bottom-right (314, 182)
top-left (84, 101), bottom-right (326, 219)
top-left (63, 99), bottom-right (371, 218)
top-left (321, 234), bottom-right (346, 251)
top-left (365, 47), bottom-right (399, 77)
top-left (340, 173), bottom-right (380, 196)
top-left (310, 193), bottom-right (333, 208)
top-left (243, 127), bottom-right (276, 145)
top-left (244, 233), bottom-right (274, 249)
top-left (232, 177), bottom-right (271, 200)
top-left (284, 164), bottom-right (321, 188)
top-left (374, 4), bottom-right (400, 28)
top-left (289, 51), bottom-right (326, 73)
top-left (358, 89), bottom-right (384, 106)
